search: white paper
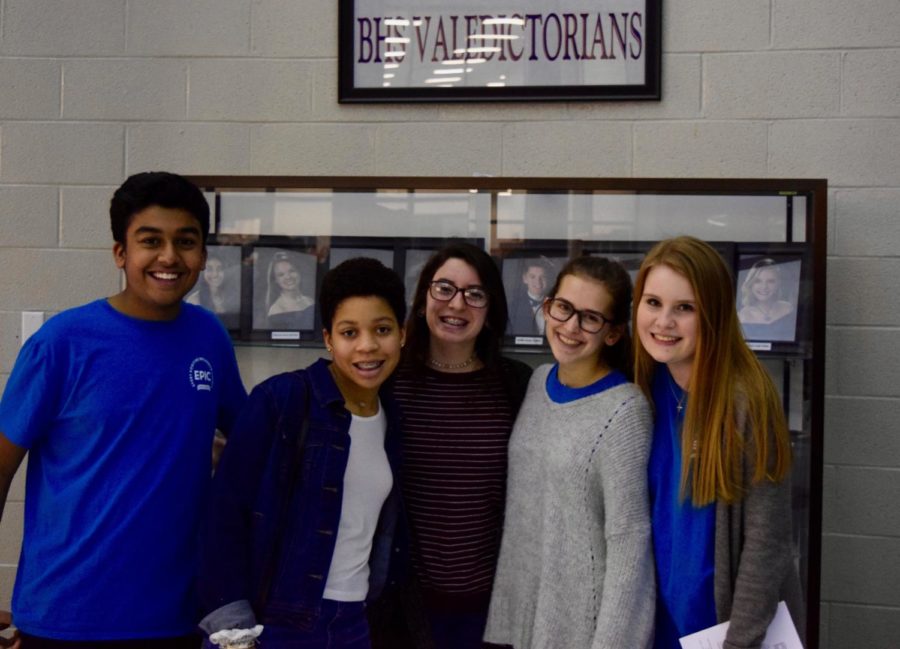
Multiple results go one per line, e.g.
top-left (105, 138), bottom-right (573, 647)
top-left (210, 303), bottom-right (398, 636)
top-left (209, 625), bottom-right (264, 649)
top-left (679, 601), bottom-right (802, 649)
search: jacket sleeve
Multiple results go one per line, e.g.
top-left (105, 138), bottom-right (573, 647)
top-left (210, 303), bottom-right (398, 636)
top-left (722, 417), bottom-right (799, 649)
top-left (199, 379), bottom-right (283, 627)
top-left (591, 394), bottom-right (656, 649)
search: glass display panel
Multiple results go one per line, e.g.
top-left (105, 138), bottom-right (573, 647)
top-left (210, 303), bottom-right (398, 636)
top-left (190, 175), bottom-right (825, 648)
top-left (219, 190), bottom-right (491, 239)
top-left (496, 192), bottom-right (792, 242)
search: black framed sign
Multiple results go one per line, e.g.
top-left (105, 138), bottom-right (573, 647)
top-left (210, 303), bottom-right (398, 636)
top-left (338, 0), bottom-right (662, 102)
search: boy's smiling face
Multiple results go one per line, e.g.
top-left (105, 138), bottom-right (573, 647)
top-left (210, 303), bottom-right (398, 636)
top-left (111, 205), bottom-right (206, 321)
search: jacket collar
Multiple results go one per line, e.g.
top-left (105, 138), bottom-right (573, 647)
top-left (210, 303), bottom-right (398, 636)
top-left (307, 357), bottom-right (346, 411)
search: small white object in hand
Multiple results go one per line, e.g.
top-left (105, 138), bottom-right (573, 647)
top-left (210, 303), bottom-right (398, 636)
top-left (209, 625), bottom-right (264, 649)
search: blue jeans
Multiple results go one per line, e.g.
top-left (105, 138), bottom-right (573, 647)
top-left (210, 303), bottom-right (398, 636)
top-left (259, 600), bottom-right (370, 649)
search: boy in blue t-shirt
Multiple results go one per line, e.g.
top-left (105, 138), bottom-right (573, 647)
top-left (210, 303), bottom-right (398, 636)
top-left (0, 172), bottom-right (248, 648)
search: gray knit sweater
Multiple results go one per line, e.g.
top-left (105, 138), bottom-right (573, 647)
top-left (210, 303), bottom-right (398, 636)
top-left (484, 365), bottom-right (655, 649)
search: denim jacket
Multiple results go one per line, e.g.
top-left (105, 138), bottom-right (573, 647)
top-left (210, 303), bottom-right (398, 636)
top-left (199, 357), bottom-right (404, 634)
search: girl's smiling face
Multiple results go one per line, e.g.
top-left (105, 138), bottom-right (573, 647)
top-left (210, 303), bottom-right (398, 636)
top-left (544, 273), bottom-right (620, 386)
top-left (751, 267), bottom-right (779, 303)
top-left (273, 260), bottom-right (300, 292)
top-left (635, 263), bottom-right (698, 388)
top-left (424, 258), bottom-right (488, 350)
top-left (323, 296), bottom-right (404, 400)
top-left (204, 257), bottom-right (225, 290)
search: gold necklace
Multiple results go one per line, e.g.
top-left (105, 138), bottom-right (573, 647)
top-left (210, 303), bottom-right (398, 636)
top-left (427, 354), bottom-right (477, 370)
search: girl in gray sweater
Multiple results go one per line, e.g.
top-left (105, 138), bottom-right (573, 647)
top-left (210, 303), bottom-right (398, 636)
top-left (485, 257), bottom-right (655, 649)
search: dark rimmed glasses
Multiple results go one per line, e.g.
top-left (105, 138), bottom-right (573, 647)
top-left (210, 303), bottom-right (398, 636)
top-left (429, 281), bottom-right (489, 308)
top-left (545, 298), bottom-right (611, 334)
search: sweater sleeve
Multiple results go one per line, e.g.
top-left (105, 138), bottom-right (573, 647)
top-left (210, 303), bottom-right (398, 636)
top-left (591, 393), bottom-right (656, 649)
top-left (722, 418), bottom-right (799, 649)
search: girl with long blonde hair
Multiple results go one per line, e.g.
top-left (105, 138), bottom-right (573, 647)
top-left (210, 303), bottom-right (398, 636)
top-left (632, 236), bottom-right (803, 649)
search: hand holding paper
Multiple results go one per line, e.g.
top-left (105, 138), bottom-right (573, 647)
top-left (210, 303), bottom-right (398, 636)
top-left (679, 601), bottom-right (802, 649)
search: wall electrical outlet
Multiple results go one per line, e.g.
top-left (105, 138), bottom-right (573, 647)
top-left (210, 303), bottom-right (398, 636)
top-left (21, 311), bottom-right (45, 347)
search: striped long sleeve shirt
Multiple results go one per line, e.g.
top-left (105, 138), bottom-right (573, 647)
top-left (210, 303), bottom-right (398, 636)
top-left (393, 364), bottom-right (518, 610)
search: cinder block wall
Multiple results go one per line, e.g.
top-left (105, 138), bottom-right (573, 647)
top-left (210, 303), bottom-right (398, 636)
top-left (0, 1), bottom-right (898, 646)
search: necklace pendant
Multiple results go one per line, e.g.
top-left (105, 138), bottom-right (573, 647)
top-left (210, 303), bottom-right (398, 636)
top-left (668, 379), bottom-right (686, 414)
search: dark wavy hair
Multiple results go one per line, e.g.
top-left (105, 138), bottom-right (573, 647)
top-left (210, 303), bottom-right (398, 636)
top-left (319, 257), bottom-right (406, 332)
top-left (110, 171), bottom-right (209, 245)
top-left (404, 241), bottom-right (508, 372)
top-left (546, 255), bottom-right (634, 379)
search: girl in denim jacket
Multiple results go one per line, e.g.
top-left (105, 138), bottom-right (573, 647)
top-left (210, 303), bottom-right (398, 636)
top-left (200, 258), bottom-right (408, 649)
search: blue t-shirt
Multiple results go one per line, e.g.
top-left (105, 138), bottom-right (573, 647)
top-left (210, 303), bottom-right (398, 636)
top-left (0, 299), bottom-right (247, 640)
top-left (648, 366), bottom-right (717, 648)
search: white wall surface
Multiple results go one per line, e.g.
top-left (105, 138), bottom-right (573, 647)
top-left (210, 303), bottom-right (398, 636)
top-left (0, 1), bottom-right (898, 645)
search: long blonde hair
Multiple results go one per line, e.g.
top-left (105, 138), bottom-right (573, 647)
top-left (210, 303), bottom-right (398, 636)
top-left (633, 237), bottom-right (791, 505)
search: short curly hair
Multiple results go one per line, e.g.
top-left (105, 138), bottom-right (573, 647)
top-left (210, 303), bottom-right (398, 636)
top-left (319, 257), bottom-right (406, 332)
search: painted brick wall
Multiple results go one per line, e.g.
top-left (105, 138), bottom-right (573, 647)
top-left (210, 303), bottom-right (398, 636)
top-left (0, 0), bottom-right (898, 645)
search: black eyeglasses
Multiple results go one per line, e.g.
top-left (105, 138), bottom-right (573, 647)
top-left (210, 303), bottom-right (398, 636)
top-left (429, 281), bottom-right (489, 308)
top-left (546, 298), bottom-right (611, 334)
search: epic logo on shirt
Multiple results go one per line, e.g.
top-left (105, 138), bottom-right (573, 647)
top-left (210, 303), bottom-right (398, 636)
top-left (188, 357), bottom-right (214, 392)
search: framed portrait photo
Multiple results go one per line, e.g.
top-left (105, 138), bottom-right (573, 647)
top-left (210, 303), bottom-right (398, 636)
top-left (736, 253), bottom-right (803, 344)
top-left (185, 244), bottom-right (242, 331)
top-left (501, 252), bottom-right (567, 345)
top-left (252, 246), bottom-right (319, 339)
